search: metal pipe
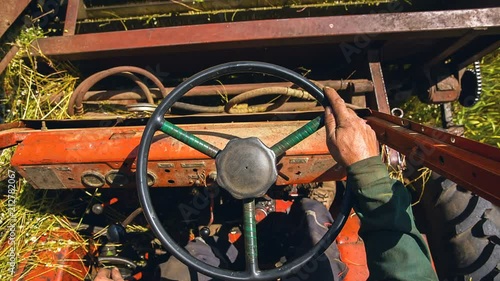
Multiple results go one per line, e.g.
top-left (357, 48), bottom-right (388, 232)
top-left (122, 207), bottom-right (143, 227)
top-left (82, 79), bottom-right (374, 101)
top-left (69, 66), bottom-right (167, 115)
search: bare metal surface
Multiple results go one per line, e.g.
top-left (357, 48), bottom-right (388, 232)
top-left (23, 167), bottom-right (66, 189)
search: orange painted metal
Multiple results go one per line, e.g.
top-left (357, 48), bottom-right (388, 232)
top-left (13, 230), bottom-right (89, 281)
top-left (275, 200), bottom-right (294, 213)
top-left (336, 212), bottom-right (369, 281)
top-left (0, 122), bottom-right (28, 148)
top-left (5, 110), bottom-right (500, 206)
top-left (10, 121), bottom-right (343, 189)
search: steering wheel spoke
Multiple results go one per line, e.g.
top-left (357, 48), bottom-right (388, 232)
top-left (270, 115), bottom-right (325, 157)
top-left (159, 119), bottom-right (220, 158)
top-left (243, 199), bottom-right (260, 276)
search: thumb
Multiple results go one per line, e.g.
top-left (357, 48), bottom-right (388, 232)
top-left (111, 267), bottom-right (125, 281)
top-left (324, 106), bottom-right (336, 137)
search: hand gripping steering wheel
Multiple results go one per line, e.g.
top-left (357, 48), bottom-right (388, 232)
top-left (136, 61), bottom-right (352, 281)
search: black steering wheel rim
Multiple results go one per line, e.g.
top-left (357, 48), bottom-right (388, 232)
top-left (136, 61), bottom-right (353, 281)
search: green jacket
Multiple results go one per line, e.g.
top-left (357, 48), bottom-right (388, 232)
top-left (346, 156), bottom-right (438, 281)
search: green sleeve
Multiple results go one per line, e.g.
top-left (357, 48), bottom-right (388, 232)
top-left (346, 156), bottom-right (438, 281)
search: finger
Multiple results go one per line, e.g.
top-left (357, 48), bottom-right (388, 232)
top-left (324, 106), bottom-right (336, 138)
top-left (96, 268), bottom-right (111, 278)
top-left (323, 87), bottom-right (352, 125)
top-left (111, 267), bottom-right (125, 281)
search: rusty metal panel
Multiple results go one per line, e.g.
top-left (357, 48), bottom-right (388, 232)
top-left (23, 167), bottom-right (66, 189)
top-left (32, 8), bottom-right (500, 60)
top-left (0, 0), bottom-right (31, 39)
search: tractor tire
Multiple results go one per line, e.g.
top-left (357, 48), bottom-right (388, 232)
top-left (419, 175), bottom-right (500, 280)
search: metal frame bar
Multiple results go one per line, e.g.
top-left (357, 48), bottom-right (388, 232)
top-left (367, 50), bottom-right (390, 113)
top-left (63, 0), bottom-right (80, 36)
top-left (424, 31), bottom-right (480, 69)
top-left (367, 111), bottom-right (500, 206)
top-left (0, 45), bottom-right (19, 75)
top-left (457, 39), bottom-right (500, 69)
top-left (0, 0), bottom-right (31, 39)
top-left (31, 8), bottom-right (500, 60)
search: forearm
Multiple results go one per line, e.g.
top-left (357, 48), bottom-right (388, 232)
top-left (346, 156), bottom-right (437, 281)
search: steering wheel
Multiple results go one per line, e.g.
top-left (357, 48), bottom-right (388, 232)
top-left (136, 61), bottom-right (352, 281)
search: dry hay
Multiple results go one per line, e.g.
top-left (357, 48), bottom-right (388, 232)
top-left (2, 27), bottom-right (78, 121)
top-left (0, 182), bottom-right (89, 281)
top-left (0, 27), bottom-right (104, 281)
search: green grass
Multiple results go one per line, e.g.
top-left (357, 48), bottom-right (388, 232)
top-left (454, 50), bottom-right (500, 147)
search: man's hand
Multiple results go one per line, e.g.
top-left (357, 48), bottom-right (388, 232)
top-left (94, 267), bottom-right (124, 281)
top-left (324, 87), bottom-right (379, 166)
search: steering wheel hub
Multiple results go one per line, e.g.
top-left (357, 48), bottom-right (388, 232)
top-left (216, 137), bottom-right (277, 199)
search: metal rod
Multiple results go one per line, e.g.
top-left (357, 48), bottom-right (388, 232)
top-left (242, 199), bottom-right (259, 275)
top-left (367, 50), bottom-right (390, 113)
top-left (82, 79), bottom-right (374, 101)
top-left (424, 31), bottom-right (479, 69)
top-left (271, 115), bottom-right (324, 156)
top-left (159, 120), bottom-right (220, 158)
top-left (64, 0), bottom-right (80, 36)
